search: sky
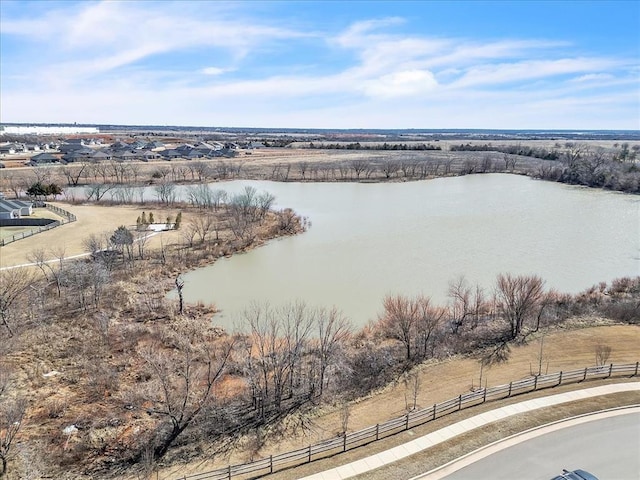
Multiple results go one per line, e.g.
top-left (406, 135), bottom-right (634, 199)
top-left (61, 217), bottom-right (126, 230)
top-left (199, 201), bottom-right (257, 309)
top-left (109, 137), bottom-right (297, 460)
top-left (1, 0), bottom-right (639, 130)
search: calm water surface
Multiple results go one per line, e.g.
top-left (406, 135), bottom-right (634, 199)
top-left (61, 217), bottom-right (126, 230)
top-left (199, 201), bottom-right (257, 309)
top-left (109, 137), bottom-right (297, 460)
top-left (175, 174), bottom-right (639, 329)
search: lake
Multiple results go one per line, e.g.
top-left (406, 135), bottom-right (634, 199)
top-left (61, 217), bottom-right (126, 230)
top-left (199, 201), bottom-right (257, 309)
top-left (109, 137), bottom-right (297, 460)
top-left (170, 174), bottom-right (639, 329)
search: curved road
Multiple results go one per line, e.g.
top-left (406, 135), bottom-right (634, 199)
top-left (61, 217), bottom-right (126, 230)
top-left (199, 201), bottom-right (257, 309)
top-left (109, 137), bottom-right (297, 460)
top-left (434, 410), bottom-right (640, 480)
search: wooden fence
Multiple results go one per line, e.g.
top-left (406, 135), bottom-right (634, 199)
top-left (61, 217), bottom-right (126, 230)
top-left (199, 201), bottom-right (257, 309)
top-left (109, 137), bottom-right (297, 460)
top-left (0, 204), bottom-right (76, 246)
top-left (177, 362), bottom-right (639, 480)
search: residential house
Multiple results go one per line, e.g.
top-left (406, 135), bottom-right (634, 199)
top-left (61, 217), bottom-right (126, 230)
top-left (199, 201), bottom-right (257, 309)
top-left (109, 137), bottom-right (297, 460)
top-left (0, 199), bottom-right (33, 216)
top-left (0, 204), bottom-right (19, 220)
top-left (0, 143), bottom-right (17, 154)
top-left (28, 152), bottom-right (61, 166)
top-left (90, 150), bottom-right (112, 162)
top-left (143, 141), bottom-right (165, 151)
top-left (160, 149), bottom-right (183, 160)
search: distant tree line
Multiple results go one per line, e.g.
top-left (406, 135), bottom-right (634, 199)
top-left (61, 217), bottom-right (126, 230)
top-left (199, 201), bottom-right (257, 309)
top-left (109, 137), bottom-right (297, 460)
top-left (450, 142), bottom-right (560, 160)
top-left (307, 142), bottom-right (442, 151)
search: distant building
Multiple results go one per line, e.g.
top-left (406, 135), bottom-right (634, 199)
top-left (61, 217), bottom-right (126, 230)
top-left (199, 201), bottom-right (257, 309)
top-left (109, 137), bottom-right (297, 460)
top-left (0, 125), bottom-right (99, 135)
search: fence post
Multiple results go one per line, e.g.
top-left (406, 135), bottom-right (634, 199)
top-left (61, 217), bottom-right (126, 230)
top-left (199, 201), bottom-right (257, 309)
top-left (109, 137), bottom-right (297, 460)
top-left (375, 424), bottom-right (379, 441)
top-left (432, 404), bottom-right (436, 420)
top-left (607, 363), bottom-right (613, 378)
top-left (405, 413), bottom-right (410, 430)
top-left (458, 394), bottom-right (462, 410)
top-left (508, 382), bottom-right (512, 397)
top-left (483, 387), bottom-right (487, 403)
top-left (533, 376), bottom-right (538, 390)
top-left (583, 367), bottom-right (588, 381)
top-left (270, 454), bottom-right (273, 474)
top-left (228, 465), bottom-right (231, 480)
top-left (343, 433), bottom-right (347, 452)
top-left (558, 371), bottom-right (563, 386)
top-left (635, 362), bottom-right (639, 377)
top-left (308, 445), bottom-right (312, 463)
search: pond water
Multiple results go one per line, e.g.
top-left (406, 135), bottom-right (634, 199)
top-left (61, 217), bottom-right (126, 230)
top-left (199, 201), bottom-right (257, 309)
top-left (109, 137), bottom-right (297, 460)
top-left (168, 174), bottom-right (639, 329)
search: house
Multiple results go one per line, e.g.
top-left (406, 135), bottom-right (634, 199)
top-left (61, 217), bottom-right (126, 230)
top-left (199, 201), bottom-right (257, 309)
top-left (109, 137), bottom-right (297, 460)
top-left (59, 142), bottom-right (88, 153)
top-left (0, 204), bottom-right (19, 220)
top-left (28, 152), bottom-right (61, 166)
top-left (142, 151), bottom-right (161, 161)
top-left (0, 144), bottom-right (16, 154)
top-left (110, 140), bottom-right (132, 151)
top-left (0, 199), bottom-right (33, 216)
top-left (143, 141), bottom-right (165, 151)
top-left (62, 151), bottom-right (87, 163)
top-left (90, 150), bottom-right (112, 161)
top-left (160, 149), bottom-right (182, 160)
top-left (117, 150), bottom-right (139, 161)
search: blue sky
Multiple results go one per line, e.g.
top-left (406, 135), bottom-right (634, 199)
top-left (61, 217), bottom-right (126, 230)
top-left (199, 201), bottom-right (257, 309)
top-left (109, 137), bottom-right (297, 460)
top-left (1, 0), bottom-right (638, 129)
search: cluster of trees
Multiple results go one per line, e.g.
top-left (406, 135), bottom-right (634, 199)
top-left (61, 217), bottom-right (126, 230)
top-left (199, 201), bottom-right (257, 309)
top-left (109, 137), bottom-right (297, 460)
top-left (555, 146), bottom-right (640, 192)
top-left (449, 142), bottom-right (640, 193)
top-left (307, 142), bottom-right (442, 151)
top-left (25, 181), bottom-right (63, 201)
top-left (450, 143), bottom-right (560, 160)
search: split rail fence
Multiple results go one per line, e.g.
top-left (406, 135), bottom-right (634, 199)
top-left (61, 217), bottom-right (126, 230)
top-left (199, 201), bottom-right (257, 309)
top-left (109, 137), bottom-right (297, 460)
top-left (0, 204), bottom-right (76, 246)
top-left (178, 362), bottom-right (639, 480)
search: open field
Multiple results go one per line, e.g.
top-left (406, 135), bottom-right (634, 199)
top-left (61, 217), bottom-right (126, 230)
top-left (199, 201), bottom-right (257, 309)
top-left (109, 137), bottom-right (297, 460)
top-left (0, 202), bottom-right (186, 267)
top-left (0, 207), bottom-right (65, 242)
top-left (156, 324), bottom-right (640, 479)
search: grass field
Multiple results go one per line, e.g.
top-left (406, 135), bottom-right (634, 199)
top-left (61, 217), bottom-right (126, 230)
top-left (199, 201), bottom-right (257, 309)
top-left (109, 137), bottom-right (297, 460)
top-left (0, 202), bottom-right (185, 267)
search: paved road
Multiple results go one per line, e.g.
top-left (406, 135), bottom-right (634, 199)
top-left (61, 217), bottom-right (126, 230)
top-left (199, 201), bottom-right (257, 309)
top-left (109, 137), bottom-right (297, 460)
top-left (302, 384), bottom-right (640, 480)
top-left (438, 410), bottom-right (640, 480)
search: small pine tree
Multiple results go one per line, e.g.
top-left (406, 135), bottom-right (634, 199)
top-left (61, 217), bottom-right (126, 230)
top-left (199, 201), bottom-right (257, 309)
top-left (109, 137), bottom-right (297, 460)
top-left (166, 215), bottom-right (172, 226)
top-left (136, 216), bottom-right (142, 230)
top-left (174, 211), bottom-right (182, 230)
top-left (149, 212), bottom-right (154, 223)
top-left (141, 211), bottom-right (147, 224)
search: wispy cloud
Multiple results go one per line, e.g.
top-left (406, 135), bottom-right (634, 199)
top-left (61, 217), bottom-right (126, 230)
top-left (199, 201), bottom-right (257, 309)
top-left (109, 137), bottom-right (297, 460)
top-left (1, 1), bottom-right (638, 129)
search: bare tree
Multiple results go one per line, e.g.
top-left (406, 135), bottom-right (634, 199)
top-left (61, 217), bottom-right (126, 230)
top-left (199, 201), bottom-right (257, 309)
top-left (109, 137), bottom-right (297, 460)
top-left (61, 164), bottom-right (87, 186)
top-left (297, 161), bottom-right (309, 180)
top-left (314, 307), bottom-right (351, 397)
top-left (243, 302), bottom-right (313, 411)
top-left (380, 294), bottom-right (419, 360)
top-left (0, 396), bottom-right (26, 477)
top-left (448, 276), bottom-right (471, 334)
top-left (381, 160), bottom-right (400, 179)
top-left (154, 182), bottom-right (176, 206)
top-left (403, 371), bottom-right (420, 411)
top-left (495, 273), bottom-right (545, 339)
top-left (141, 327), bottom-right (233, 460)
top-left (349, 159), bottom-right (369, 180)
top-left (595, 344), bottom-right (612, 366)
top-left (85, 183), bottom-right (116, 202)
top-left (191, 214), bottom-right (216, 244)
top-left (59, 261), bottom-right (110, 311)
top-left (0, 268), bottom-right (37, 337)
top-left (415, 297), bottom-right (445, 359)
top-left (27, 247), bottom-right (64, 297)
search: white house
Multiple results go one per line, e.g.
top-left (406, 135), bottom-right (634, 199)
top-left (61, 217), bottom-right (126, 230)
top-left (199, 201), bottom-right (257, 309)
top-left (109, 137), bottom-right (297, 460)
top-left (0, 204), bottom-right (19, 219)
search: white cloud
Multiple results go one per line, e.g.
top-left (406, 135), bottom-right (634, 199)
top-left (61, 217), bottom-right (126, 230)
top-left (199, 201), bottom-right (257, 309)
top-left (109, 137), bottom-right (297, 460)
top-left (362, 70), bottom-right (438, 98)
top-left (569, 73), bottom-right (615, 83)
top-left (450, 58), bottom-right (621, 88)
top-left (1, 5), bottom-right (638, 129)
top-left (201, 67), bottom-right (232, 76)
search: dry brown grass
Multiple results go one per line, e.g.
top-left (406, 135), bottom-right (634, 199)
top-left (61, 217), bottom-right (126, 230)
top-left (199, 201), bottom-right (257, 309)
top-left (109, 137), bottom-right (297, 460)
top-left (0, 202), bottom-right (186, 267)
top-left (155, 324), bottom-right (639, 480)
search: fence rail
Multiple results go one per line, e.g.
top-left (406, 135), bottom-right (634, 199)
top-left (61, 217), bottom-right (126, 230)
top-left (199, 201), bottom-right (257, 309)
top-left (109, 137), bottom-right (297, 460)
top-left (0, 203), bottom-right (76, 246)
top-left (178, 362), bottom-right (639, 480)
